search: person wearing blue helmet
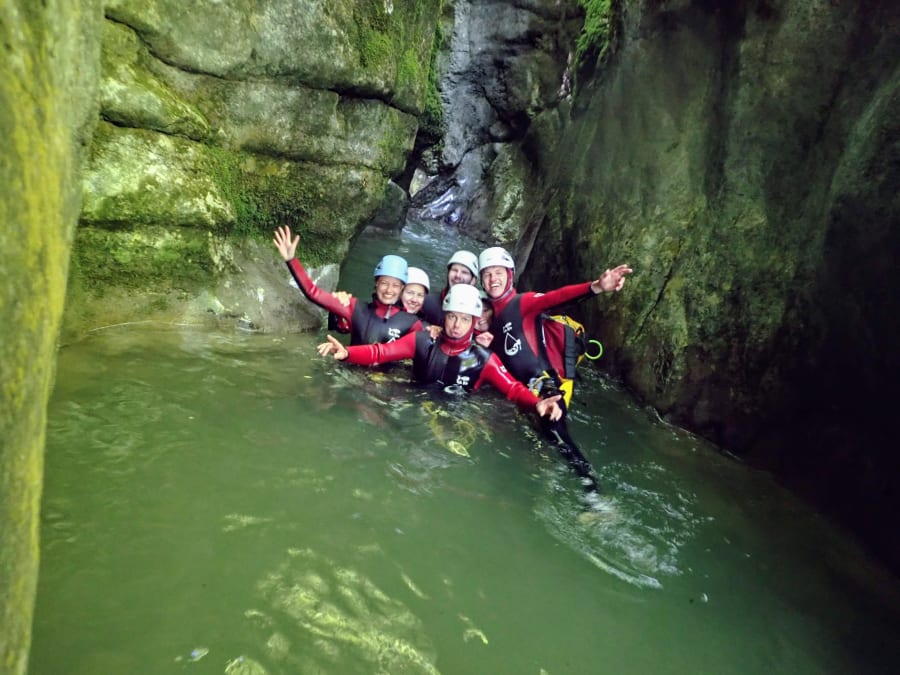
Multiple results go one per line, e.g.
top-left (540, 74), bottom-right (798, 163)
top-left (273, 225), bottom-right (422, 345)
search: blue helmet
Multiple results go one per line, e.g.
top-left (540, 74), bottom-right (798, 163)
top-left (373, 254), bottom-right (408, 283)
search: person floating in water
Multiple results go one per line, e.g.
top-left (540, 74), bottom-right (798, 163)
top-left (317, 283), bottom-right (564, 423)
top-left (420, 250), bottom-right (480, 325)
top-left (273, 225), bottom-right (421, 344)
top-left (478, 246), bottom-right (633, 492)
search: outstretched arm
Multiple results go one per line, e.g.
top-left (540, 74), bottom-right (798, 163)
top-left (317, 331), bottom-right (417, 366)
top-left (479, 355), bottom-right (562, 420)
top-left (519, 264), bottom-right (634, 315)
top-left (274, 226), bottom-right (355, 319)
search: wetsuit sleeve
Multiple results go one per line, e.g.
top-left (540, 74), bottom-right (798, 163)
top-left (286, 259), bottom-right (353, 319)
top-left (518, 281), bottom-right (594, 316)
top-left (478, 354), bottom-right (542, 410)
top-left (345, 331), bottom-right (417, 366)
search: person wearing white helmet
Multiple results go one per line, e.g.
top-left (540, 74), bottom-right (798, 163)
top-left (400, 266), bottom-right (430, 317)
top-left (420, 249), bottom-right (480, 325)
top-left (478, 245), bottom-right (633, 492)
top-left (273, 225), bottom-right (422, 345)
top-left (317, 284), bottom-right (563, 421)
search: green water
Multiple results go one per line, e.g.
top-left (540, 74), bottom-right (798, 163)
top-left (31, 223), bottom-right (900, 674)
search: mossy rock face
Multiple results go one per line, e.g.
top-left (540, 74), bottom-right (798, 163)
top-left (81, 121), bottom-right (385, 245)
top-left (523, 0), bottom-right (900, 572)
top-left (73, 121), bottom-right (387, 337)
top-left (74, 5), bottom-right (434, 337)
top-left (1, 1), bottom-right (104, 673)
top-left (104, 0), bottom-right (442, 114)
top-left (81, 123), bottom-right (234, 228)
top-left (62, 234), bottom-right (339, 340)
top-left (148, 62), bottom-right (419, 174)
top-left (100, 20), bottom-right (210, 140)
top-left (98, 17), bottom-right (420, 173)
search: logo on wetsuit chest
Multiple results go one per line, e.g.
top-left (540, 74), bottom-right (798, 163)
top-left (386, 327), bottom-right (402, 341)
top-left (440, 374), bottom-right (470, 395)
top-left (502, 322), bottom-right (521, 356)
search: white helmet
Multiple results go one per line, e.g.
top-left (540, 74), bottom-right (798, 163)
top-left (447, 250), bottom-right (479, 277)
top-left (442, 283), bottom-right (483, 317)
top-left (478, 247), bottom-right (515, 273)
top-left (405, 266), bottom-right (430, 292)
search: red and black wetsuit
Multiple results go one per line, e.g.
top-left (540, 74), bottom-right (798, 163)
top-left (488, 282), bottom-right (594, 384)
top-left (341, 331), bottom-right (544, 411)
top-left (488, 281), bottom-right (600, 491)
top-left (286, 259), bottom-right (422, 345)
top-left (420, 287), bottom-right (449, 326)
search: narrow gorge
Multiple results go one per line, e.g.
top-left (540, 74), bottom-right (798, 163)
top-left (2, 1), bottom-right (897, 671)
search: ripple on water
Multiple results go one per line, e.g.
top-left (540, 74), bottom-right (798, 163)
top-left (534, 459), bottom-right (703, 590)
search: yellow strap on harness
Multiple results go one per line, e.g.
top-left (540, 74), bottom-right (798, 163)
top-left (528, 372), bottom-right (574, 408)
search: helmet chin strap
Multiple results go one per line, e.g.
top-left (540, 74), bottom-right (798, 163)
top-left (496, 274), bottom-right (515, 302)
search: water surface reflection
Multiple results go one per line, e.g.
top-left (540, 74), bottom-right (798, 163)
top-left (31, 327), bottom-right (900, 674)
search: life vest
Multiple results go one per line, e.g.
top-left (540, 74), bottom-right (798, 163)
top-left (489, 295), bottom-right (549, 384)
top-left (537, 313), bottom-right (590, 380)
top-left (349, 299), bottom-right (418, 345)
top-left (413, 332), bottom-right (492, 392)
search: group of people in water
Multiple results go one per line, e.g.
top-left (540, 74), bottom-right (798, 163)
top-left (272, 224), bottom-right (632, 496)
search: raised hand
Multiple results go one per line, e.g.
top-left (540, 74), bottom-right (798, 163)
top-left (273, 225), bottom-right (300, 261)
top-left (592, 264), bottom-right (633, 293)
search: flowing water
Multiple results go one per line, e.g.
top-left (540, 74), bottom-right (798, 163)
top-left (31, 221), bottom-right (900, 674)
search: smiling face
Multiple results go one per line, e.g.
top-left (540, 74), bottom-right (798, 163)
top-left (480, 266), bottom-right (510, 299)
top-left (443, 311), bottom-right (474, 339)
top-left (447, 263), bottom-right (475, 287)
top-left (374, 276), bottom-right (404, 305)
top-left (475, 304), bottom-right (493, 332)
top-left (401, 283), bottom-right (427, 314)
